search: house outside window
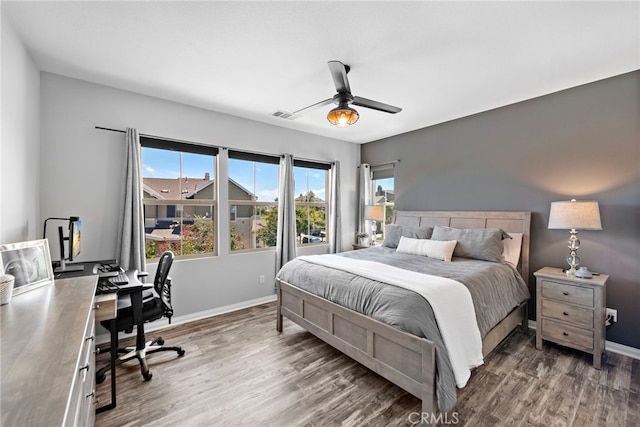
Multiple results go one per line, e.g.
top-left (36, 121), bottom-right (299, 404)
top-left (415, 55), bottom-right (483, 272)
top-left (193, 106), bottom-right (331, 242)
top-left (141, 137), bottom-right (217, 259)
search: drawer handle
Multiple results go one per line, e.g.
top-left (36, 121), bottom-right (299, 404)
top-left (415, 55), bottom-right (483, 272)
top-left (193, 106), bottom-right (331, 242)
top-left (562, 292), bottom-right (569, 296)
top-left (563, 312), bottom-right (569, 316)
top-left (86, 390), bottom-right (95, 399)
top-left (563, 332), bottom-right (569, 336)
top-left (85, 335), bottom-right (95, 342)
top-left (94, 303), bottom-right (100, 310)
top-left (79, 363), bottom-right (90, 372)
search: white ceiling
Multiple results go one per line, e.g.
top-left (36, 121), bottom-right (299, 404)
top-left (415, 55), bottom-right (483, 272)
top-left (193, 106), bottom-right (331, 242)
top-left (3, 1), bottom-right (639, 144)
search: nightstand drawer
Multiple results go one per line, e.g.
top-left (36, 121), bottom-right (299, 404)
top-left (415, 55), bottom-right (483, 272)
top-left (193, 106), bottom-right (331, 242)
top-left (541, 318), bottom-right (593, 350)
top-left (541, 298), bottom-right (594, 328)
top-left (541, 280), bottom-right (594, 307)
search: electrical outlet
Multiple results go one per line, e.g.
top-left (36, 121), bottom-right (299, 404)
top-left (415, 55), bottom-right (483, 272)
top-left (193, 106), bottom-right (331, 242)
top-left (259, 275), bottom-right (265, 284)
top-left (606, 308), bottom-right (617, 323)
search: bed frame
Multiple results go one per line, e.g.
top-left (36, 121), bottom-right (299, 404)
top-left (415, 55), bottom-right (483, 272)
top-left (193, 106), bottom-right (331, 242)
top-left (276, 210), bottom-right (531, 424)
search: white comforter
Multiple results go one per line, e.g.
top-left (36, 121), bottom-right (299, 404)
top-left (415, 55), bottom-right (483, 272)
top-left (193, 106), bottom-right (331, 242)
top-left (298, 254), bottom-right (484, 387)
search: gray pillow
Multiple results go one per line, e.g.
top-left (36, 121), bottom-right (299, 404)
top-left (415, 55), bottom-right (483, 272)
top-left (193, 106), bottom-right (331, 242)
top-left (430, 226), bottom-right (509, 262)
top-left (382, 224), bottom-right (434, 248)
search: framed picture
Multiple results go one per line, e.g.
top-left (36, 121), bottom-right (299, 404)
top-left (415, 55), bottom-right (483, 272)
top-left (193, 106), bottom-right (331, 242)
top-left (0, 239), bottom-right (54, 296)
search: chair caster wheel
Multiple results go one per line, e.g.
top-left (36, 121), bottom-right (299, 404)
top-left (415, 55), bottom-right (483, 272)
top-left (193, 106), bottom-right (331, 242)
top-left (96, 371), bottom-right (106, 384)
top-left (143, 370), bottom-right (153, 381)
top-left (178, 348), bottom-right (186, 357)
top-left (157, 338), bottom-right (165, 346)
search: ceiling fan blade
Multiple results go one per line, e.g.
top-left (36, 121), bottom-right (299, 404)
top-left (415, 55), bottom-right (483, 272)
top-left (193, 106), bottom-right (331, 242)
top-left (353, 96), bottom-right (402, 114)
top-left (328, 60), bottom-right (351, 94)
top-left (293, 98), bottom-right (334, 115)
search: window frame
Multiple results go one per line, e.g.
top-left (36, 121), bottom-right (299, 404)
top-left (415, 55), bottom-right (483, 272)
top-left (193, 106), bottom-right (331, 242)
top-left (371, 164), bottom-right (395, 244)
top-left (227, 150), bottom-right (280, 253)
top-left (141, 137), bottom-right (218, 260)
top-left (293, 160), bottom-right (331, 247)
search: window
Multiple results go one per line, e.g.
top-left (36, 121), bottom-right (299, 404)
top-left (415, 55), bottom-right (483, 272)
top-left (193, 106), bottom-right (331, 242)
top-left (228, 151), bottom-right (279, 251)
top-left (141, 137), bottom-right (217, 259)
top-left (294, 160), bottom-right (330, 246)
top-left (371, 164), bottom-right (395, 244)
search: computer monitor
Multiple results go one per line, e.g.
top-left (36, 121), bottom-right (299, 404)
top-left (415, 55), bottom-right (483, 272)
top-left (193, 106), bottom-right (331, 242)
top-left (54, 219), bottom-right (84, 273)
top-left (69, 219), bottom-right (81, 261)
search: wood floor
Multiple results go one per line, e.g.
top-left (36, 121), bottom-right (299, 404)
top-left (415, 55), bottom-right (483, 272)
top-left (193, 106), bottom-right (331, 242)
top-left (95, 302), bottom-right (639, 426)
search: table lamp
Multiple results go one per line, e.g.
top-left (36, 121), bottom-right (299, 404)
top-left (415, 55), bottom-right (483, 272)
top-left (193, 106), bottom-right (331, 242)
top-left (364, 205), bottom-right (385, 245)
top-left (548, 199), bottom-right (602, 275)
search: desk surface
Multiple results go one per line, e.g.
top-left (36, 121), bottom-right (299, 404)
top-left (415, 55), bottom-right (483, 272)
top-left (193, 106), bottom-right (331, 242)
top-left (0, 275), bottom-right (97, 425)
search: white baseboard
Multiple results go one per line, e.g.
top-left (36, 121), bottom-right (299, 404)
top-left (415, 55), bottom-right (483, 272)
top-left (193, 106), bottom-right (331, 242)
top-left (96, 294), bottom-right (277, 345)
top-left (528, 320), bottom-right (640, 361)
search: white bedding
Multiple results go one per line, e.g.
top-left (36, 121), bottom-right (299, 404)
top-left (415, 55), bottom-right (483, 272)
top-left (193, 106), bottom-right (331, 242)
top-left (297, 254), bottom-right (484, 387)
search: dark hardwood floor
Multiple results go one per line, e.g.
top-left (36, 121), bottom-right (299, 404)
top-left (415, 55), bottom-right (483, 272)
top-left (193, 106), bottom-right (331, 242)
top-left (95, 302), bottom-right (639, 426)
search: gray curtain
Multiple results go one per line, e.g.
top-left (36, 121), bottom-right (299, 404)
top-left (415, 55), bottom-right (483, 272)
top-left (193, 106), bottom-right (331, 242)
top-left (358, 163), bottom-right (373, 239)
top-left (328, 161), bottom-right (341, 253)
top-left (276, 154), bottom-right (296, 270)
top-left (117, 128), bottom-right (146, 272)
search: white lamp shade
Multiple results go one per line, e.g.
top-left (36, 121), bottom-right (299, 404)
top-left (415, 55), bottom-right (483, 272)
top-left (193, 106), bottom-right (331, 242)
top-left (548, 200), bottom-right (602, 230)
top-left (364, 205), bottom-right (385, 222)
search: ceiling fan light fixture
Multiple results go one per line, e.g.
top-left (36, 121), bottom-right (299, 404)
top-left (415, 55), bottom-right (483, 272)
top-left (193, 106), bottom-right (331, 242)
top-left (327, 105), bottom-right (359, 127)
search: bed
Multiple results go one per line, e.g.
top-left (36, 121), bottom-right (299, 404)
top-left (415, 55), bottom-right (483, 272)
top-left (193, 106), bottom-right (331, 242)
top-left (276, 210), bottom-right (531, 422)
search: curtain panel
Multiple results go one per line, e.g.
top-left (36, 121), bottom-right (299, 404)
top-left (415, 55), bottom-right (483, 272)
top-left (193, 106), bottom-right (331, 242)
top-left (276, 154), bottom-right (297, 270)
top-left (358, 163), bottom-right (373, 240)
top-left (117, 128), bottom-right (146, 272)
top-left (328, 161), bottom-right (341, 254)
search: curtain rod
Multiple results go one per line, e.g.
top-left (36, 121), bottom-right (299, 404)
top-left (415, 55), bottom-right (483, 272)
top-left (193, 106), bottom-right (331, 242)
top-left (95, 126), bottom-right (213, 147)
top-left (95, 126), bottom-right (334, 165)
top-left (359, 160), bottom-right (400, 168)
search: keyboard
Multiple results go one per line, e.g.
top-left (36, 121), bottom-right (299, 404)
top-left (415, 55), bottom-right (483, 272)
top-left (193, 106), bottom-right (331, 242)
top-left (111, 271), bottom-right (129, 285)
top-left (93, 262), bottom-right (121, 278)
top-left (96, 280), bottom-right (120, 295)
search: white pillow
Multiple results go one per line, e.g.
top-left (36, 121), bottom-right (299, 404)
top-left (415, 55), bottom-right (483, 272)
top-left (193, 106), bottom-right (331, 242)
top-left (502, 232), bottom-right (523, 267)
top-left (396, 236), bottom-right (457, 262)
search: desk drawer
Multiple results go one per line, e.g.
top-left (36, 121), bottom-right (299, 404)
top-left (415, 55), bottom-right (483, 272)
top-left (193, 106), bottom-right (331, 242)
top-left (541, 280), bottom-right (594, 307)
top-left (541, 299), bottom-right (594, 328)
top-left (67, 310), bottom-right (96, 427)
top-left (95, 294), bottom-right (117, 322)
top-left (541, 318), bottom-right (593, 351)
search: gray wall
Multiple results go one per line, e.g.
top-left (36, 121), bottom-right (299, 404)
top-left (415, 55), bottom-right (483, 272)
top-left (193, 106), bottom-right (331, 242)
top-left (1, 14), bottom-right (40, 243)
top-left (39, 72), bottom-right (359, 319)
top-left (362, 71), bottom-right (639, 349)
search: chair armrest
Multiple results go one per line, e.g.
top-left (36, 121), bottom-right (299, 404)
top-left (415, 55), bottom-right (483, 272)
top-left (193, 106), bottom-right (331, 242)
top-left (137, 271), bottom-right (150, 278)
top-left (116, 283), bottom-right (153, 296)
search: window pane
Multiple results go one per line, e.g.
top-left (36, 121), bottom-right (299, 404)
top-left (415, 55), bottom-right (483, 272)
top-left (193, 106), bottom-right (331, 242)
top-left (294, 166), bottom-right (328, 246)
top-left (142, 145), bottom-right (216, 258)
top-left (372, 177), bottom-right (394, 243)
top-left (296, 205), bottom-right (326, 244)
top-left (229, 158), bottom-right (278, 251)
top-left (144, 205), bottom-right (215, 258)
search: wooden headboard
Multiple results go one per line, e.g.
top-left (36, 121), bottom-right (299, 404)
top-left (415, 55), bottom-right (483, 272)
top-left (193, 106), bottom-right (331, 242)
top-left (392, 210), bottom-right (531, 285)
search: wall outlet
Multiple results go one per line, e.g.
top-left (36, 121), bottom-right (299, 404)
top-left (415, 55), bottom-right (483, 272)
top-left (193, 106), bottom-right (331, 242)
top-left (259, 275), bottom-right (265, 284)
top-left (606, 308), bottom-right (617, 323)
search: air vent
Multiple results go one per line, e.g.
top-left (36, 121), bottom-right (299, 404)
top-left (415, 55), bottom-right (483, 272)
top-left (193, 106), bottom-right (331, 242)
top-left (272, 110), bottom-right (300, 120)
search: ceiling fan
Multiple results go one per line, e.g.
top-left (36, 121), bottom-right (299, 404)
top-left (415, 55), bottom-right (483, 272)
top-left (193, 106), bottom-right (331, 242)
top-left (294, 60), bottom-right (402, 127)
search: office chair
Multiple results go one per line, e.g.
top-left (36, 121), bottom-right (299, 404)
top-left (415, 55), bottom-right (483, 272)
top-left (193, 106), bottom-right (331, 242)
top-left (97, 251), bottom-right (185, 382)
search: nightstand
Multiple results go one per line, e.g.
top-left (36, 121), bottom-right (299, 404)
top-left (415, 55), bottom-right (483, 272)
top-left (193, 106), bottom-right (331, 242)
top-left (352, 243), bottom-right (375, 250)
top-left (534, 267), bottom-right (608, 369)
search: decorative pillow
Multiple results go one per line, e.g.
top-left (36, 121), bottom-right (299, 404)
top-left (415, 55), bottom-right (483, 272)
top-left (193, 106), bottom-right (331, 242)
top-left (502, 232), bottom-right (523, 267)
top-left (396, 236), bottom-right (457, 262)
top-left (382, 224), bottom-right (434, 248)
top-left (430, 226), bottom-right (509, 263)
